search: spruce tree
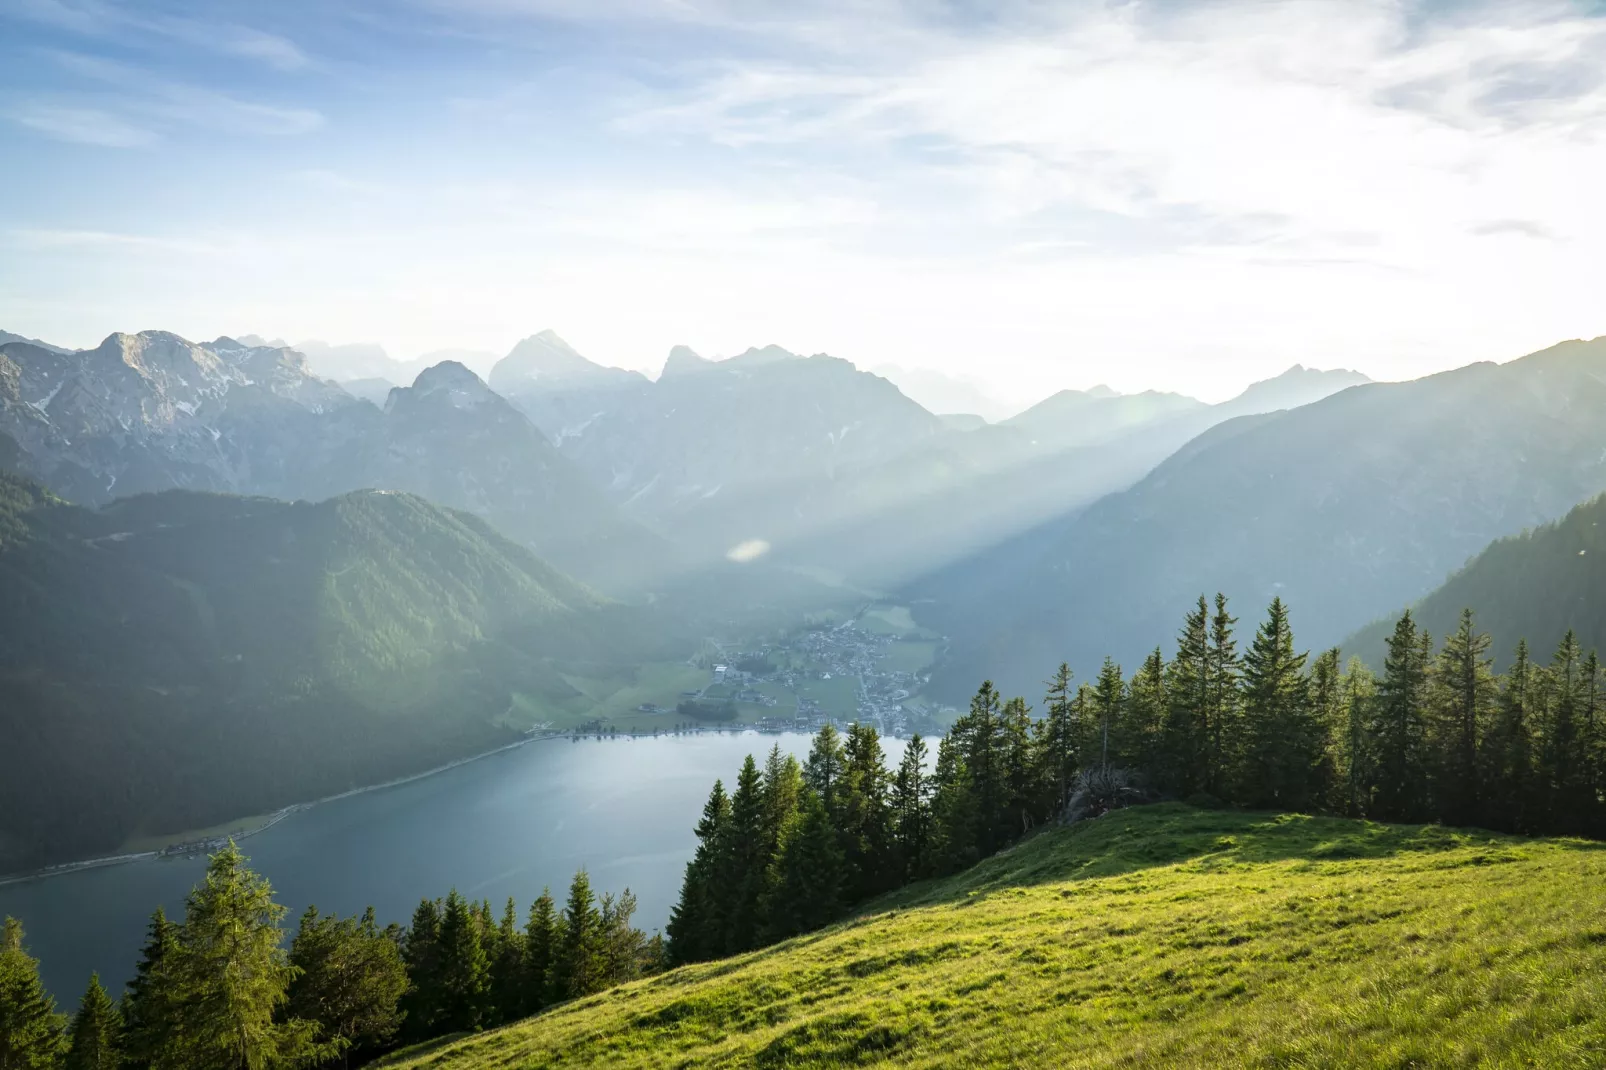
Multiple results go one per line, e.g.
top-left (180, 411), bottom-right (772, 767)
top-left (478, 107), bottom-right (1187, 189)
top-left (399, 900), bottom-right (443, 1042)
top-left (1000, 698), bottom-right (1039, 837)
top-left (1118, 649), bottom-right (1167, 774)
top-left (155, 843), bottom-right (320, 1070)
top-left (1486, 640), bottom-right (1537, 831)
top-left (1431, 609), bottom-right (1495, 825)
top-left (64, 974), bottom-right (120, 1070)
top-left (1339, 658), bottom-right (1377, 817)
top-left (554, 871), bottom-right (601, 1002)
top-left (119, 908), bottom-right (177, 1070)
top-left (595, 891), bottom-right (647, 988)
top-left (1204, 593), bottom-right (1241, 798)
top-left (1090, 659), bottom-right (1125, 775)
top-left (803, 726), bottom-right (846, 817)
top-left (1162, 596), bottom-right (1212, 796)
top-left (0, 917), bottom-right (67, 1070)
top-left (720, 756), bottom-right (768, 953)
top-left (761, 791), bottom-right (844, 941)
top-left (1368, 611), bottom-right (1432, 820)
top-left (927, 737), bottom-right (977, 875)
top-left (522, 891), bottom-right (560, 1013)
top-left (434, 891), bottom-right (490, 1033)
top-left (489, 899), bottom-right (525, 1027)
top-left (758, 746), bottom-right (804, 864)
top-left (890, 735), bottom-right (932, 880)
top-left (1540, 631), bottom-right (1591, 830)
top-left (1306, 648), bottom-right (1344, 811)
top-left (665, 781), bottom-right (728, 966)
top-left (1037, 664), bottom-right (1079, 814)
top-left (1237, 598), bottom-right (1319, 809)
top-left (951, 681), bottom-right (1006, 854)
top-left (838, 725), bottom-right (894, 903)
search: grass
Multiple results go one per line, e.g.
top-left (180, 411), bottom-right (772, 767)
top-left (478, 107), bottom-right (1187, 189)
top-left (858, 605), bottom-right (938, 639)
top-left (379, 804), bottom-right (1606, 1069)
top-left (878, 639), bottom-right (939, 675)
top-left (795, 674), bottom-right (862, 718)
top-left (511, 662), bottom-right (709, 732)
top-left (119, 811), bottom-right (277, 854)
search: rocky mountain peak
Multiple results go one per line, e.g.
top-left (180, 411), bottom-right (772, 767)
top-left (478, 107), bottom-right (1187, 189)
top-left (660, 345), bottom-right (713, 378)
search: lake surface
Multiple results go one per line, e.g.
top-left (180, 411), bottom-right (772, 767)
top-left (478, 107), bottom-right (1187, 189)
top-left (1, 731), bottom-right (902, 1004)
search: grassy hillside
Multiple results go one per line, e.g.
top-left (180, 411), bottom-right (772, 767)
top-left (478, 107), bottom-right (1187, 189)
top-left (382, 804), bottom-right (1606, 1069)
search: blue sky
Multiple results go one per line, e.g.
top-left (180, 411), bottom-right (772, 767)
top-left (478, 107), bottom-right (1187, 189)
top-left (2, 0), bottom-right (1605, 401)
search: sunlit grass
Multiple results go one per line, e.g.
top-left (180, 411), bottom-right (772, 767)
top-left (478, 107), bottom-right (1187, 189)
top-left (379, 804), bottom-right (1606, 1069)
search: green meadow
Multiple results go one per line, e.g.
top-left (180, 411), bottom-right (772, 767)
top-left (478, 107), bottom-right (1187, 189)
top-left (379, 803), bottom-right (1606, 1068)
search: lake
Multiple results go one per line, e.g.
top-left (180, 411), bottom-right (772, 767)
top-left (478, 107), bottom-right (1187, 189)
top-left (0, 730), bottom-right (901, 1004)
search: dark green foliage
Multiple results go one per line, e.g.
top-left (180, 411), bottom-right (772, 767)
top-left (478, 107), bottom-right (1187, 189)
top-left (63, 974), bottom-right (119, 1070)
top-left (0, 917), bottom-right (66, 1070)
top-left (118, 909), bottom-right (176, 1070)
top-left (1237, 598), bottom-right (1323, 810)
top-left (285, 906), bottom-right (408, 1063)
top-left (721, 757), bottom-right (769, 953)
top-left (889, 736), bottom-right (931, 880)
top-left (553, 873), bottom-right (601, 1002)
top-left (762, 791), bottom-right (844, 942)
top-left (1369, 612), bottom-right (1433, 820)
top-left (398, 901), bottom-right (442, 1042)
top-left (435, 892), bottom-right (490, 1034)
top-left (0, 471), bottom-right (689, 871)
top-left (488, 900), bottom-right (525, 1027)
top-left (665, 781), bottom-right (729, 966)
top-left (522, 891), bottom-right (560, 1013)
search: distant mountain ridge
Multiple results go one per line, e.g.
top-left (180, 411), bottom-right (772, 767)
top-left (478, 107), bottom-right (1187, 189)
top-left (915, 337), bottom-right (1606, 700)
top-left (0, 332), bottom-right (664, 592)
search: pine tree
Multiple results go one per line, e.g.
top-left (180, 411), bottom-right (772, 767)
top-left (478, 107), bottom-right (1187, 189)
top-left (119, 909), bottom-right (177, 1070)
top-left (761, 791), bottom-right (844, 941)
top-left (155, 842), bottom-right (320, 1070)
top-left (285, 906), bottom-right (407, 1063)
top-left (665, 780), bottom-right (729, 966)
top-left (63, 974), bottom-right (120, 1070)
top-left (1431, 609), bottom-right (1495, 825)
top-left (553, 871), bottom-right (601, 1001)
top-left (1037, 664), bottom-right (1079, 814)
top-left (838, 725), bottom-right (894, 903)
top-left (522, 891), bottom-right (560, 1013)
top-left (1162, 596), bottom-right (1212, 796)
top-left (803, 725), bottom-right (846, 817)
top-left (951, 681), bottom-right (1007, 854)
top-left (435, 891), bottom-right (489, 1033)
top-left (720, 756), bottom-right (769, 953)
top-left (0, 918), bottom-right (67, 1070)
top-left (488, 899), bottom-right (525, 1027)
top-left (890, 735), bottom-right (932, 880)
top-left (1368, 611), bottom-right (1432, 820)
top-left (1237, 598), bottom-right (1319, 809)
top-left (398, 900), bottom-right (443, 1042)
top-left (1117, 649), bottom-right (1167, 774)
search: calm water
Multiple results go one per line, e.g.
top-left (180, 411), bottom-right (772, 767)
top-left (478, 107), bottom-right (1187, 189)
top-left (1, 731), bottom-right (902, 1004)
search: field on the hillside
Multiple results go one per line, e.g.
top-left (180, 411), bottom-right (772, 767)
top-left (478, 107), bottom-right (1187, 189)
top-left (380, 805), bottom-right (1606, 1069)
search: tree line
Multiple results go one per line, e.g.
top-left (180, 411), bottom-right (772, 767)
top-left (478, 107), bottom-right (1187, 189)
top-left (667, 595), bottom-right (1606, 963)
top-left (0, 844), bottom-right (659, 1070)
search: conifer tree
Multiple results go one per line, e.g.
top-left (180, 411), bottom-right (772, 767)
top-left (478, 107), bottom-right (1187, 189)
top-left (595, 891), bottom-right (647, 988)
top-left (926, 737), bottom-right (976, 875)
top-left (951, 681), bottom-right (1006, 854)
top-left (1000, 698), bottom-right (1039, 836)
top-left (155, 843), bottom-right (320, 1070)
top-left (890, 735), bottom-right (932, 880)
top-left (119, 908), bottom-right (177, 1070)
top-left (1204, 593), bottom-right (1241, 797)
top-left (553, 871), bottom-right (601, 1001)
top-left (761, 791), bottom-right (843, 941)
top-left (522, 891), bottom-right (560, 1013)
top-left (1486, 640), bottom-right (1537, 831)
top-left (1162, 596), bottom-right (1212, 795)
top-left (720, 757), bottom-right (769, 953)
top-left (435, 891), bottom-right (490, 1033)
top-left (64, 974), bottom-right (120, 1070)
top-left (1237, 598), bottom-right (1319, 809)
top-left (803, 726), bottom-right (846, 817)
top-left (838, 725), bottom-right (894, 902)
top-left (1338, 658), bottom-right (1376, 816)
top-left (1037, 664), bottom-right (1079, 814)
top-left (398, 900), bottom-right (443, 1042)
top-left (758, 746), bottom-right (804, 864)
top-left (1368, 611), bottom-right (1433, 820)
top-left (1431, 609), bottom-right (1495, 825)
top-left (665, 780), bottom-right (729, 966)
top-left (1118, 649), bottom-right (1167, 774)
top-left (484, 900), bottom-right (523, 1026)
top-left (286, 906), bottom-right (407, 1063)
top-left (1090, 659), bottom-right (1125, 775)
top-left (0, 917), bottom-right (67, 1070)
top-left (1306, 648), bottom-right (1344, 810)
top-left (1540, 630), bottom-right (1590, 830)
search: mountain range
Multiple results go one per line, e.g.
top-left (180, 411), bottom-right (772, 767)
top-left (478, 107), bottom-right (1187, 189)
top-left (917, 337), bottom-right (1606, 700)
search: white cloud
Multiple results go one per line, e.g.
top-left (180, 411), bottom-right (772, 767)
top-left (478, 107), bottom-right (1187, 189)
top-left (10, 104), bottom-right (154, 146)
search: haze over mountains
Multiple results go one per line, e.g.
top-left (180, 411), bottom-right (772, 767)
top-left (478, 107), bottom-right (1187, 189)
top-left (918, 337), bottom-right (1606, 700)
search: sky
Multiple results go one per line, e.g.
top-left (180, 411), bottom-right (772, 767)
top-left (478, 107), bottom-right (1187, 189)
top-left (1, 1), bottom-right (1604, 403)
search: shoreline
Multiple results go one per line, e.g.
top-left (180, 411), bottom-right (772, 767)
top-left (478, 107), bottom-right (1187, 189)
top-left (0, 722), bottom-right (833, 889)
top-left (0, 731), bottom-right (564, 889)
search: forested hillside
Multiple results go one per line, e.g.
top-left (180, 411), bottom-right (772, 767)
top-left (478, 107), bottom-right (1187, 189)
top-left (0, 472), bottom-right (684, 871)
top-left (1344, 491), bottom-right (1606, 670)
top-left (918, 337), bottom-right (1606, 699)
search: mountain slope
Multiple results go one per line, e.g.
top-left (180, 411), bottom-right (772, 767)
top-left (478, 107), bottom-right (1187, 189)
top-left (918, 338), bottom-right (1606, 698)
top-left (1344, 490), bottom-right (1606, 668)
top-left (1004, 385), bottom-right (1205, 450)
top-left (488, 330), bottom-right (651, 443)
top-left (380, 804), bottom-right (1606, 1069)
top-left (0, 471), bottom-right (682, 871)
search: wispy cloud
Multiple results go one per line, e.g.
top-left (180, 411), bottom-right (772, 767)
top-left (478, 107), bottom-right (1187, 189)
top-left (5, 0), bottom-right (311, 70)
top-left (10, 103), bottom-right (154, 146)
